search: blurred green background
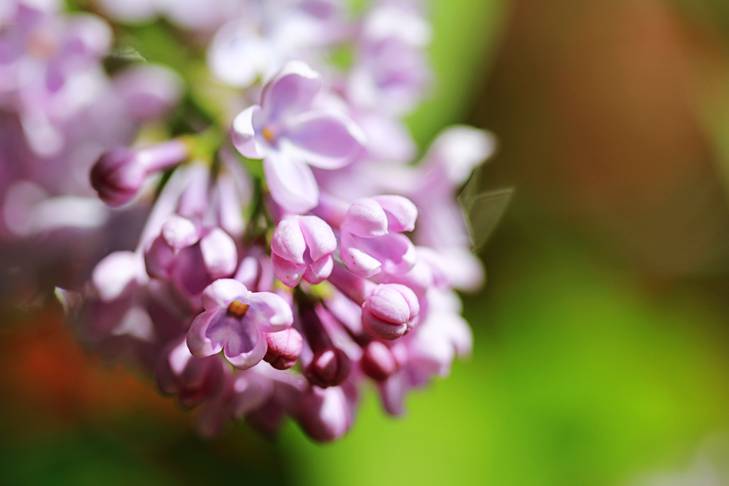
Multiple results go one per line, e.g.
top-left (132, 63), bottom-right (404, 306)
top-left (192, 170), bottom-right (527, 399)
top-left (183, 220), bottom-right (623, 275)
top-left (6, 0), bottom-right (729, 484)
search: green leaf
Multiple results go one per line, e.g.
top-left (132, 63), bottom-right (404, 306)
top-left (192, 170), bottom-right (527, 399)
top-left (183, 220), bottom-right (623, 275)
top-left (460, 187), bottom-right (513, 250)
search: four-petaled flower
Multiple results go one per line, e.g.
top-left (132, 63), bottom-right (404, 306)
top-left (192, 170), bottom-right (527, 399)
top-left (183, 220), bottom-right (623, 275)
top-left (232, 61), bottom-right (365, 214)
top-left (187, 279), bottom-right (294, 369)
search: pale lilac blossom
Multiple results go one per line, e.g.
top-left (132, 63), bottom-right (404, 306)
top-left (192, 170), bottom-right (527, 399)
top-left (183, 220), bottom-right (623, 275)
top-left (232, 61), bottom-right (364, 213)
top-left (187, 279), bottom-right (294, 369)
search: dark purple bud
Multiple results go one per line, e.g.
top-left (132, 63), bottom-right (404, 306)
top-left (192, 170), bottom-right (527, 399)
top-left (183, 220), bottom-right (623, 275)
top-left (305, 347), bottom-right (351, 388)
top-left (91, 141), bottom-right (188, 207)
top-left (90, 148), bottom-right (145, 207)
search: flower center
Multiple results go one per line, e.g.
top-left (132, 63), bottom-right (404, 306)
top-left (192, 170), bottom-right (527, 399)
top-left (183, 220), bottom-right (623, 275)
top-left (227, 300), bottom-right (250, 318)
top-left (262, 127), bottom-right (276, 143)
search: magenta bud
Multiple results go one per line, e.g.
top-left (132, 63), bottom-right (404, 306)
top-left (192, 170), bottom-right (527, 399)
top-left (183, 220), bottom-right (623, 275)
top-left (90, 148), bottom-right (146, 207)
top-left (144, 234), bottom-right (176, 279)
top-left (361, 284), bottom-right (419, 340)
top-left (264, 328), bottom-right (303, 370)
top-left (91, 141), bottom-right (188, 207)
top-left (305, 348), bottom-right (351, 388)
top-left (361, 341), bottom-right (399, 381)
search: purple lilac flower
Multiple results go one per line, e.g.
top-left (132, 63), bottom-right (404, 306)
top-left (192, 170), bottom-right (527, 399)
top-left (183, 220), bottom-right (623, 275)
top-left (55, 0), bottom-right (499, 443)
top-left (187, 279), bottom-right (294, 369)
top-left (232, 61), bottom-right (365, 213)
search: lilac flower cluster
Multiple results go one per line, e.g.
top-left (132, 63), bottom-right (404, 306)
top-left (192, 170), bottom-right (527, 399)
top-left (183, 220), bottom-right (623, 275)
top-left (0, 0), bottom-right (180, 291)
top-left (51, 0), bottom-right (496, 441)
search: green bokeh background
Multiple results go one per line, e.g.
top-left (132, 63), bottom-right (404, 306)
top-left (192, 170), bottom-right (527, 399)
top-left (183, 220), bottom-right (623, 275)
top-left (5, 1), bottom-right (729, 485)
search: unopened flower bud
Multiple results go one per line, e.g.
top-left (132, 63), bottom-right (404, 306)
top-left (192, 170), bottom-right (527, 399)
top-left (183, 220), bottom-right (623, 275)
top-left (342, 195), bottom-right (417, 237)
top-left (264, 328), bottom-right (303, 370)
top-left (362, 283), bottom-right (419, 340)
top-left (271, 215), bottom-right (336, 287)
top-left (361, 341), bottom-right (399, 381)
top-left (90, 141), bottom-right (188, 207)
top-left (90, 148), bottom-right (145, 207)
top-left (305, 348), bottom-right (351, 388)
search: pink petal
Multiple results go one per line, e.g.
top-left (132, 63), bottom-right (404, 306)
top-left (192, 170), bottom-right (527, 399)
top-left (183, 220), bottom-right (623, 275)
top-left (201, 278), bottom-right (248, 310)
top-left (200, 228), bottom-right (238, 278)
top-left (161, 215), bottom-right (199, 250)
top-left (342, 198), bottom-right (388, 237)
top-left (272, 252), bottom-right (306, 287)
top-left (215, 175), bottom-right (247, 238)
top-left (341, 246), bottom-right (382, 278)
top-left (187, 309), bottom-right (223, 357)
top-left (232, 106), bottom-right (265, 159)
top-left (373, 195), bottom-right (417, 233)
top-left (437, 248), bottom-right (485, 291)
top-left (92, 251), bottom-right (144, 302)
top-left (283, 112), bottom-right (364, 169)
top-left (264, 152), bottom-right (319, 214)
top-left (366, 233), bottom-right (417, 275)
top-left (299, 215), bottom-right (337, 261)
top-left (261, 61), bottom-right (321, 120)
top-left (303, 255), bottom-right (334, 284)
top-left (224, 327), bottom-right (268, 370)
top-left (271, 217), bottom-right (307, 264)
top-left (231, 371), bottom-right (274, 417)
top-left (246, 291), bottom-right (294, 331)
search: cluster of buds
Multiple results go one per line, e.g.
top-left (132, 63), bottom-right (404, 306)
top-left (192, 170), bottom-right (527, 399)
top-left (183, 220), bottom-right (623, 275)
top-left (48, 0), bottom-right (496, 441)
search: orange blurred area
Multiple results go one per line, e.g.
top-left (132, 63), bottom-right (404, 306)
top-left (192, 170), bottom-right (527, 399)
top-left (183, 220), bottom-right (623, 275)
top-left (0, 308), bottom-right (183, 430)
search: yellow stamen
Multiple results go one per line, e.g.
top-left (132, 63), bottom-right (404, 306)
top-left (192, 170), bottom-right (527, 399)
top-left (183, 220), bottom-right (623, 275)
top-left (227, 300), bottom-right (250, 318)
top-left (262, 127), bottom-right (276, 143)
